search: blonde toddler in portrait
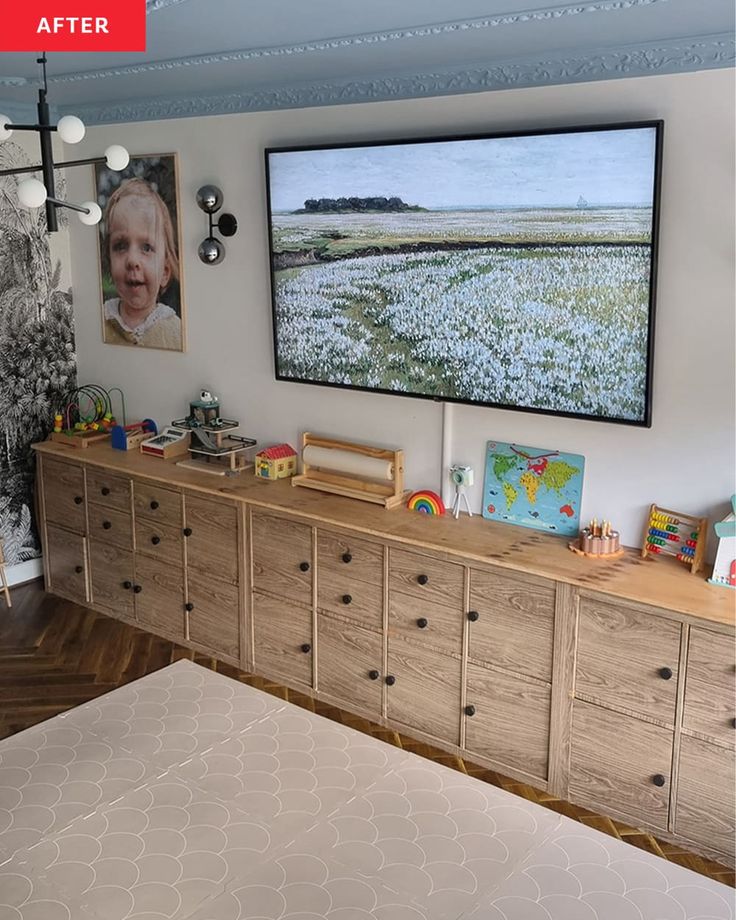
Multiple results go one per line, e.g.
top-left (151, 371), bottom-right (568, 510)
top-left (102, 177), bottom-right (182, 349)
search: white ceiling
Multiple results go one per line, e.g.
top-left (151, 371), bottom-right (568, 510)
top-left (0, 0), bottom-right (733, 124)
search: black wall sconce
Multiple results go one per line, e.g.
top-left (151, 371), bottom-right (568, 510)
top-left (196, 185), bottom-right (238, 264)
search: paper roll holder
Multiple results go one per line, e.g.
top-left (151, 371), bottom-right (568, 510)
top-left (292, 432), bottom-right (407, 509)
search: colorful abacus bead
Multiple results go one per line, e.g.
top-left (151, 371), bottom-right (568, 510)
top-left (646, 543), bottom-right (662, 554)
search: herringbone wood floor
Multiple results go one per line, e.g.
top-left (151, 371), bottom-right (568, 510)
top-left (1, 580), bottom-right (733, 887)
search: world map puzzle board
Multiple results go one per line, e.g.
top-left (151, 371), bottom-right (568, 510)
top-left (482, 441), bottom-right (585, 537)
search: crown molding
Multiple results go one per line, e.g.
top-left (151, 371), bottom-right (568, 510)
top-left (0, 101), bottom-right (40, 123)
top-left (64, 33), bottom-right (735, 126)
top-left (146, 0), bottom-right (193, 13)
top-left (50, 0), bottom-right (668, 85)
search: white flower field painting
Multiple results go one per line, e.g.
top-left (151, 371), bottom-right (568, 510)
top-left (267, 125), bottom-right (660, 423)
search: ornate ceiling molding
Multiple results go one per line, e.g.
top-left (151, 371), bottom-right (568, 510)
top-left (146, 0), bottom-right (193, 13)
top-left (64, 33), bottom-right (735, 126)
top-left (50, 0), bottom-right (669, 85)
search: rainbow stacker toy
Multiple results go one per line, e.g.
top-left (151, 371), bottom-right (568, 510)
top-left (641, 504), bottom-right (707, 575)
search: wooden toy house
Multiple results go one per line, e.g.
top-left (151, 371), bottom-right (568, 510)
top-left (254, 443), bottom-right (297, 480)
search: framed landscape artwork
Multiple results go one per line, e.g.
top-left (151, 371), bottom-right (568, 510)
top-left (266, 122), bottom-right (661, 425)
top-left (95, 152), bottom-right (186, 352)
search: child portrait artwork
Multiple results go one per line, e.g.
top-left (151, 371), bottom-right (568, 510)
top-left (95, 154), bottom-right (185, 351)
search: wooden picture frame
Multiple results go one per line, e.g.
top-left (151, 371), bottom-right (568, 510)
top-left (95, 152), bottom-right (186, 352)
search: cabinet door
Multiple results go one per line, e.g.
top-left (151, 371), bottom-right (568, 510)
top-left (675, 735), bottom-right (735, 860)
top-left (683, 626), bottom-right (736, 744)
top-left (46, 524), bottom-right (88, 603)
top-left (89, 540), bottom-right (135, 621)
top-left (465, 663), bottom-right (550, 782)
top-left (386, 637), bottom-right (461, 746)
top-left (251, 512), bottom-right (312, 606)
top-left (317, 613), bottom-right (383, 717)
top-left (468, 569), bottom-right (555, 681)
top-left (184, 494), bottom-right (239, 584)
top-left (569, 699), bottom-right (673, 832)
top-left (134, 553), bottom-right (185, 642)
top-left (252, 592), bottom-right (312, 689)
top-left (576, 597), bottom-right (681, 724)
top-left (186, 578), bottom-right (240, 663)
top-left (41, 457), bottom-right (86, 532)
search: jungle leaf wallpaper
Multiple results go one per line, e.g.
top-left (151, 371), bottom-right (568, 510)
top-left (0, 141), bottom-right (77, 569)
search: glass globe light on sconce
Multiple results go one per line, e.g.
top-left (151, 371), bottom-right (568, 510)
top-left (196, 184), bottom-right (237, 264)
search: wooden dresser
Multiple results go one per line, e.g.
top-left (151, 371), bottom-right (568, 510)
top-left (34, 441), bottom-right (736, 865)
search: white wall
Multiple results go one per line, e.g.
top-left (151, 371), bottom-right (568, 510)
top-left (66, 69), bottom-right (735, 552)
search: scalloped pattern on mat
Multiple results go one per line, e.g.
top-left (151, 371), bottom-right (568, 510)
top-left (0, 659), bottom-right (732, 920)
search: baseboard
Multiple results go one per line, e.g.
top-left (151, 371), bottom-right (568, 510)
top-left (6, 558), bottom-right (44, 587)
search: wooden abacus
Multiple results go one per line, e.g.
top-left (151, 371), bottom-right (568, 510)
top-left (641, 504), bottom-right (707, 575)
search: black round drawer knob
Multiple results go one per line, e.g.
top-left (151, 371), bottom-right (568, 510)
top-left (652, 774), bottom-right (666, 787)
top-left (183, 527), bottom-right (192, 537)
top-left (417, 574), bottom-right (429, 585)
top-left (133, 585), bottom-right (142, 594)
top-left (342, 553), bottom-right (352, 564)
top-left (659, 667), bottom-right (673, 680)
top-left (151, 536), bottom-right (161, 545)
top-left (74, 496), bottom-right (83, 505)
top-left (732, 717), bottom-right (736, 729)
top-left (416, 617), bottom-right (428, 629)
top-left (368, 670), bottom-right (380, 681)
top-left (122, 580), bottom-right (132, 590)
top-left (102, 521), bottom-right (112, 530)
top-left (467, 610), bottom-right (479, 622)
top-left (342, 594), bottom-right (352, 605)
top-left (150, 500), bottom-right (159, 510)
top-left (101, 487), bottom-right (110, 496)
top-left (385, 675), bottom-right (396, 686)
top-left (299, 562), bottom-right (310, 572)
top-left (300, 643), bottom-right (311, 654)
top-left (74, 565), bottom-right (83, 574)
top-left (465, 704), bottom-right (476, 717)
top-left (185, 602), bottom-right (194, 612)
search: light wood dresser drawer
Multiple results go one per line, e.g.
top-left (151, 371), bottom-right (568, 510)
top-left (135, 518), bottom-right (183, 567)
top-left (86, 468), bottom-right (131, 511)
top-left (316, 613), bottom-right (383, 717)
top-left (87, 503), bottom-right (133, 551)
top-left (133, 481), bottom-right (182, 527)
top-left (389, 547), bottom-right (464, 608)
top-left (576, 596), bottom-right (681, 724)
top-left (388, 592), bottom-right (462, 656)
top-left (683, 626), bottom-right (736, 744)
top-left (317, 529), bottom-right (383, 585)
top-left (318, 572), bottom-right (383, 631)
top-left (468, 568), bottom-right (555, 681)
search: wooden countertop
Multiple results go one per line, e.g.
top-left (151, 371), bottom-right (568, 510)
top-left (35, 440), bottom-right (735, 629)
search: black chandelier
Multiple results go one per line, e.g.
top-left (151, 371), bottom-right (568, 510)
top-left (0, 54), bottom-right (129, 232)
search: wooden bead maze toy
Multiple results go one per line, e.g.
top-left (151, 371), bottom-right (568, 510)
top-left (641, 504), bottom-right (707, 575)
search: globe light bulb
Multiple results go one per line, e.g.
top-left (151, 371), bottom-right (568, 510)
top-left (78, 201), bottom-right (102, 225)
top-left (105, 144), bottom-right (130, 171)
top-left (57, 115), bottom-right (85, 144)
top-left (0, 116), bottom-right (12, 142)
top-left (198, 237), bottom-right (225, 264)
top-left (17, 178), bottom-right (48, 208)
